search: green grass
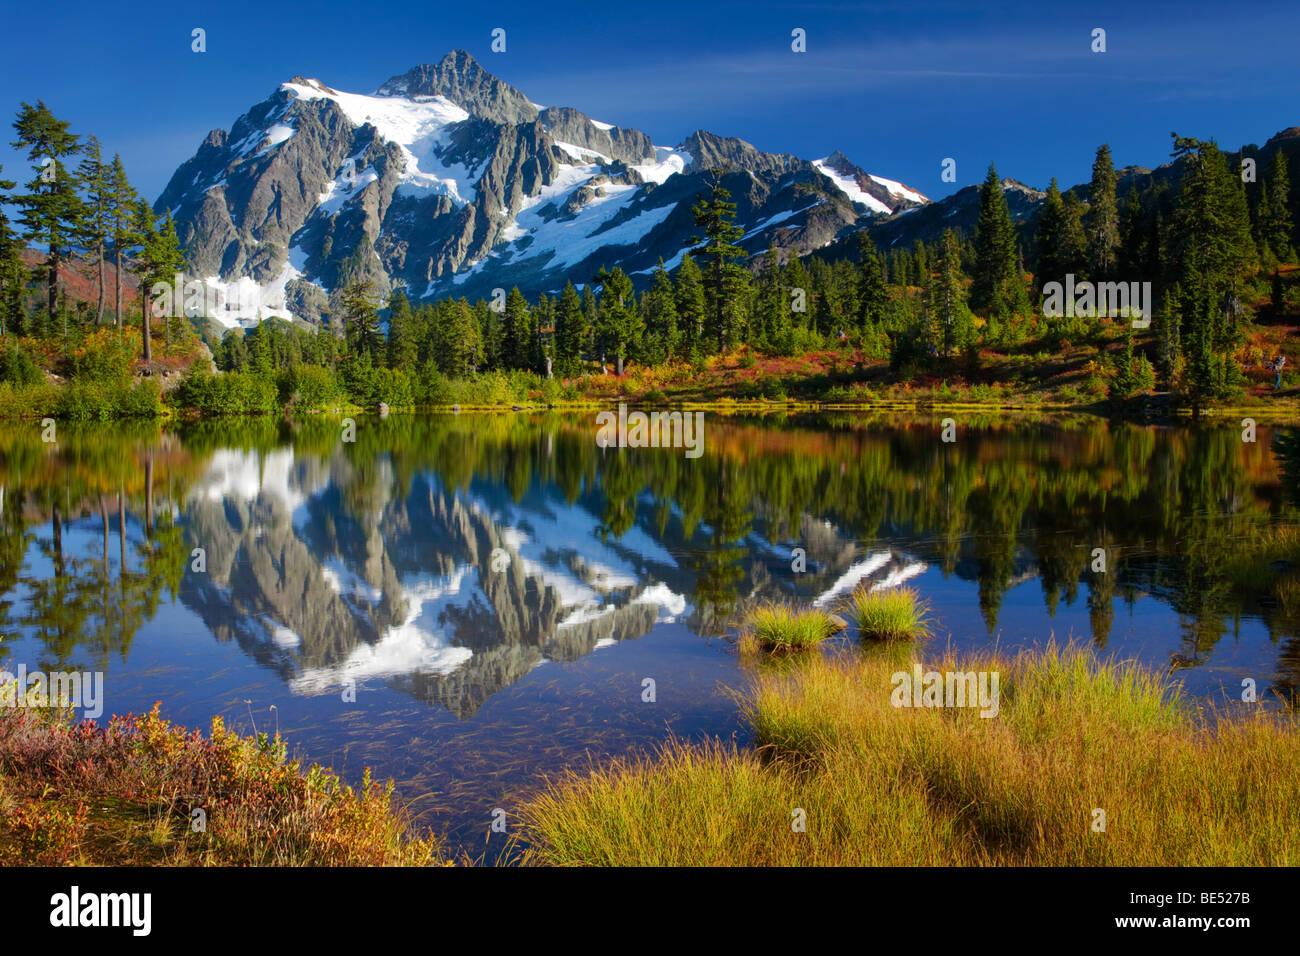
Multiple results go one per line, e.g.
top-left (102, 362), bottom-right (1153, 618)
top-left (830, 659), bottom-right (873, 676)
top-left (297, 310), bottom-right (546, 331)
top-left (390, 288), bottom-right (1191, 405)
top-left (516, 643), bottom-right (1300, 866)
top-left (740, 604), bottom-right (840, 653)
top-left (845, 586), bottom-right (932, 641)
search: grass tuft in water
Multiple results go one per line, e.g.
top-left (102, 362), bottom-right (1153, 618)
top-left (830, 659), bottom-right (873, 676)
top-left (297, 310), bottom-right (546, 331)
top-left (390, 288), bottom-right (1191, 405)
top-left (740, 604), bottom-right (841, 654)
top-left (845, 586), bottom-right (931, 641)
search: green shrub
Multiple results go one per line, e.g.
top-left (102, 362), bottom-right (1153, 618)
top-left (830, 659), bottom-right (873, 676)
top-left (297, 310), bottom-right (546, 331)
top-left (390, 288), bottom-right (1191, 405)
top-left (0, 341), bottom-right (43, 387)
top-left (50, 379), bottom-right (160, 421)
top-left (66, 335), bottom-right (134, 384)
top-left (369, 367), bottom-right (415, 408)
top-left (0, 381), bottom-right (59, 418)
top-left (278, 363), bottom-right (339, 410)
top-left (176, 369), bottom-right (278, 415)
top-left (539, 377), bottom-right (563, 405)
top-left (420, 366), bottom-right (456, 405)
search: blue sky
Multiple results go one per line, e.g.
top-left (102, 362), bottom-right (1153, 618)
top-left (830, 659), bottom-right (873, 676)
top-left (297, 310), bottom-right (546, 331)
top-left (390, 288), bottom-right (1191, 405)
top-left (2, 0), bottom-right (1297, 203)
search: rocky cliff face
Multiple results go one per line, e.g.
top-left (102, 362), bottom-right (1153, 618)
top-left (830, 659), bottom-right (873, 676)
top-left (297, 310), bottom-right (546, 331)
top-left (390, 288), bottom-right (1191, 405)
top-left (156, 49), bottom-right (929, 328)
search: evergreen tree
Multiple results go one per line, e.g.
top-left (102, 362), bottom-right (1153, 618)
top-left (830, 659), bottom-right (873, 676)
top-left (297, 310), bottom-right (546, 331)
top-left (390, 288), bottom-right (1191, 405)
top-left (674, 253), bottom-right (707, 356)
top-left (1154, 285), bottom-right (1180, 387)
top-left (533, 292), bottom-right (554, 374)
top-left (641, 259), bottom-right (680, 362)
top-left (929, 227), bottom-right (975, 357)
top-left (1168, 135), bottom-right (1256, 399)
top-left (594, 266), bottom-right (642, 375)
top-left (1086, 143), bottom-right (1120, 278)
top-left (385, 290), bottom-right (418, 369)
top-left (580, 286), bottom-right (598, 357)
top-left (1059, 190), bottom-right (1089, 278)
top-left (756, 246), bottom-right (789, 348)
top-left (970, 163), bottom-right (1028, 319)
top-left (432, 298), bottom-right (481, 376)
top-left (501, 287), bottom-right (532, 370)
top-left (126, 202), bottom-right (167, 367)
top-left (151, 214), bottom-right (185, 347)
top-left (554, 281), bottom-right (585, 375)
top-left (911, 240), bottom-right (930, 291)
top-left (689, 175), bottom-right (747, 352)
top-left (106, 155), bottom-right (139, 331)
top-left (477, 297), bottom-right (501, 370)
top-left (1261, 151), bottom-right (1295, 262)
top-left (77, 134), bottom-right (111, 325)
top-left (1033, 178), bottom-right (1066, 287)
top-left (856, 232), bottom-right (889, 332)
top-left (339, 276), bottom-right (382, 364)
top-left (780, 252), bottom-right (810, 328)
top-left (10, 101), bottom-right (86, 334)
top-left (0, 164), bottom-right (25, 337)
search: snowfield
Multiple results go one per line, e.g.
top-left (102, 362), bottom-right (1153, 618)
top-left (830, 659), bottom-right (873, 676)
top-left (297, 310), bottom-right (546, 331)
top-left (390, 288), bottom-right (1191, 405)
top-left (283, 79), bottom-right (480, 205)
top-left (813, 159), bottom-right (892, 215)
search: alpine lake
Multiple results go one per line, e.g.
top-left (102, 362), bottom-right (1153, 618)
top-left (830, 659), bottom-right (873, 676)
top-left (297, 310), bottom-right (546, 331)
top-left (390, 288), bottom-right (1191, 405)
top-left (3, 410), bottom-right (1297, 861)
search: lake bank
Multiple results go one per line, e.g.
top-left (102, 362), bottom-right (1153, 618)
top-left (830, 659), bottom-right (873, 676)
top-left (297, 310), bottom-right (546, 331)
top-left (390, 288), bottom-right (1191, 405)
top-left (6, 637), bottom-right (1295, 866)
top-left (516, 641), bottom-right (1300, 866)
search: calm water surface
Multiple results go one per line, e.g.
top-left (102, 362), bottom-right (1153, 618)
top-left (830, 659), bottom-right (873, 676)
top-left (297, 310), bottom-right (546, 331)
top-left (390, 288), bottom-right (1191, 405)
top-left (2, 412), bottom-right (1298, 858)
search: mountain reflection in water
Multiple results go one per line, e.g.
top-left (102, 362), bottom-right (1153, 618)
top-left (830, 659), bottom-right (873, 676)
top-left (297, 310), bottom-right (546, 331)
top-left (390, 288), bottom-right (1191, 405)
top-left (2, 412), bottom-right (1299, 855)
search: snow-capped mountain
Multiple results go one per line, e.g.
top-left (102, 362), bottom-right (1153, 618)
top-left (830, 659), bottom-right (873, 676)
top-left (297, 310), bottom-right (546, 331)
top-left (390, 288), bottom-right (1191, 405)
top-left (157, 50), bottom-right (929, 328)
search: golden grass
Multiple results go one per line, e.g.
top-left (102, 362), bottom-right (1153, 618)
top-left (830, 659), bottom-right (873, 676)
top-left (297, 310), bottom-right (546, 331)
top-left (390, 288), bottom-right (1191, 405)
top-left (845, 586), bottom-right (932, 641)
top-left (739, 604), bottom-right (840, 654)
top-left (517, 643), bottom-right (1300, 866)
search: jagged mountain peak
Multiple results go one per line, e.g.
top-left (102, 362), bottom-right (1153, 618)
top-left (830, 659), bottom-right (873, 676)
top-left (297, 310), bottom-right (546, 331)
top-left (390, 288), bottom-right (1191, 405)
top-left (376, 50), bottom-right (538, 125)
top-left (157, 51), bottom-right (930, 328)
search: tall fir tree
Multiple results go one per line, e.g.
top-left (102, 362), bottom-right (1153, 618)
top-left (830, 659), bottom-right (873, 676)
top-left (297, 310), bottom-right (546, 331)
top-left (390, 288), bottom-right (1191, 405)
top-left (554, 281), bottom-right (585, 375)
top-left (1059, 190), bottom-right (1089, 278)
top-left (756, 246), bottom-right (789, 347)
top-left (10, 101), bottom-right (86, 335)
top-left (76, 134), bottom-right (111, 325)
top-left (385, 289), bottom-right (418, 370)
top-left (674, 253), bottom-right (707, 356)
top-left (1168, 135), bottom-right (1256, 400)
top-left (501, 286), bottom-right (533, 370)
top-left (1261, 151), bottom-right (1295, 262)
top-left (0, 164), bottom-right (25, 337)
top-left (432, 298), bottom-right (481, 376)
top-left (929, 227), bottom-right (974, 357)
top-left (1033, 178), bottom-right (1067, 286)
top-left (689, 174), bottom-right (747, 353)
top-left (856, 232), bottom-right (889, 332)
top-left (580, 286), bottom-right (598, 357)
top-left (130, 203), bottom-right (184, 367)
top-left (1086, 144), bottom-right (1120, 278)
top-left (339, 276), bottom-right (382, 365)
top-left (106, 155), bottom-right (139, 331)
top-left (1154, 285), bottom-right (1180, 387)
top-left (594, 266), bottom-right (642, 375)
top-left (641, 259), bottom-right (680, 362)
top-left (970, 163), bottom-right (1028, 320)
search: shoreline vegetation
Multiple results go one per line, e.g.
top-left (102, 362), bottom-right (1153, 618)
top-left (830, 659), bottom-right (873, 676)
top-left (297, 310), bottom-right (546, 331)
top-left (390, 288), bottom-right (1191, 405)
top-left (5, 591), bottom-right (1296, 867)
top-left (516, 593), bottom-right (1299, 866)
top-left (3, 105), bottom-right (1299, 427)
top-left (0, 698), bottom-right (444, 866)
top-left (6, 346), bottom-right (1300, 423)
